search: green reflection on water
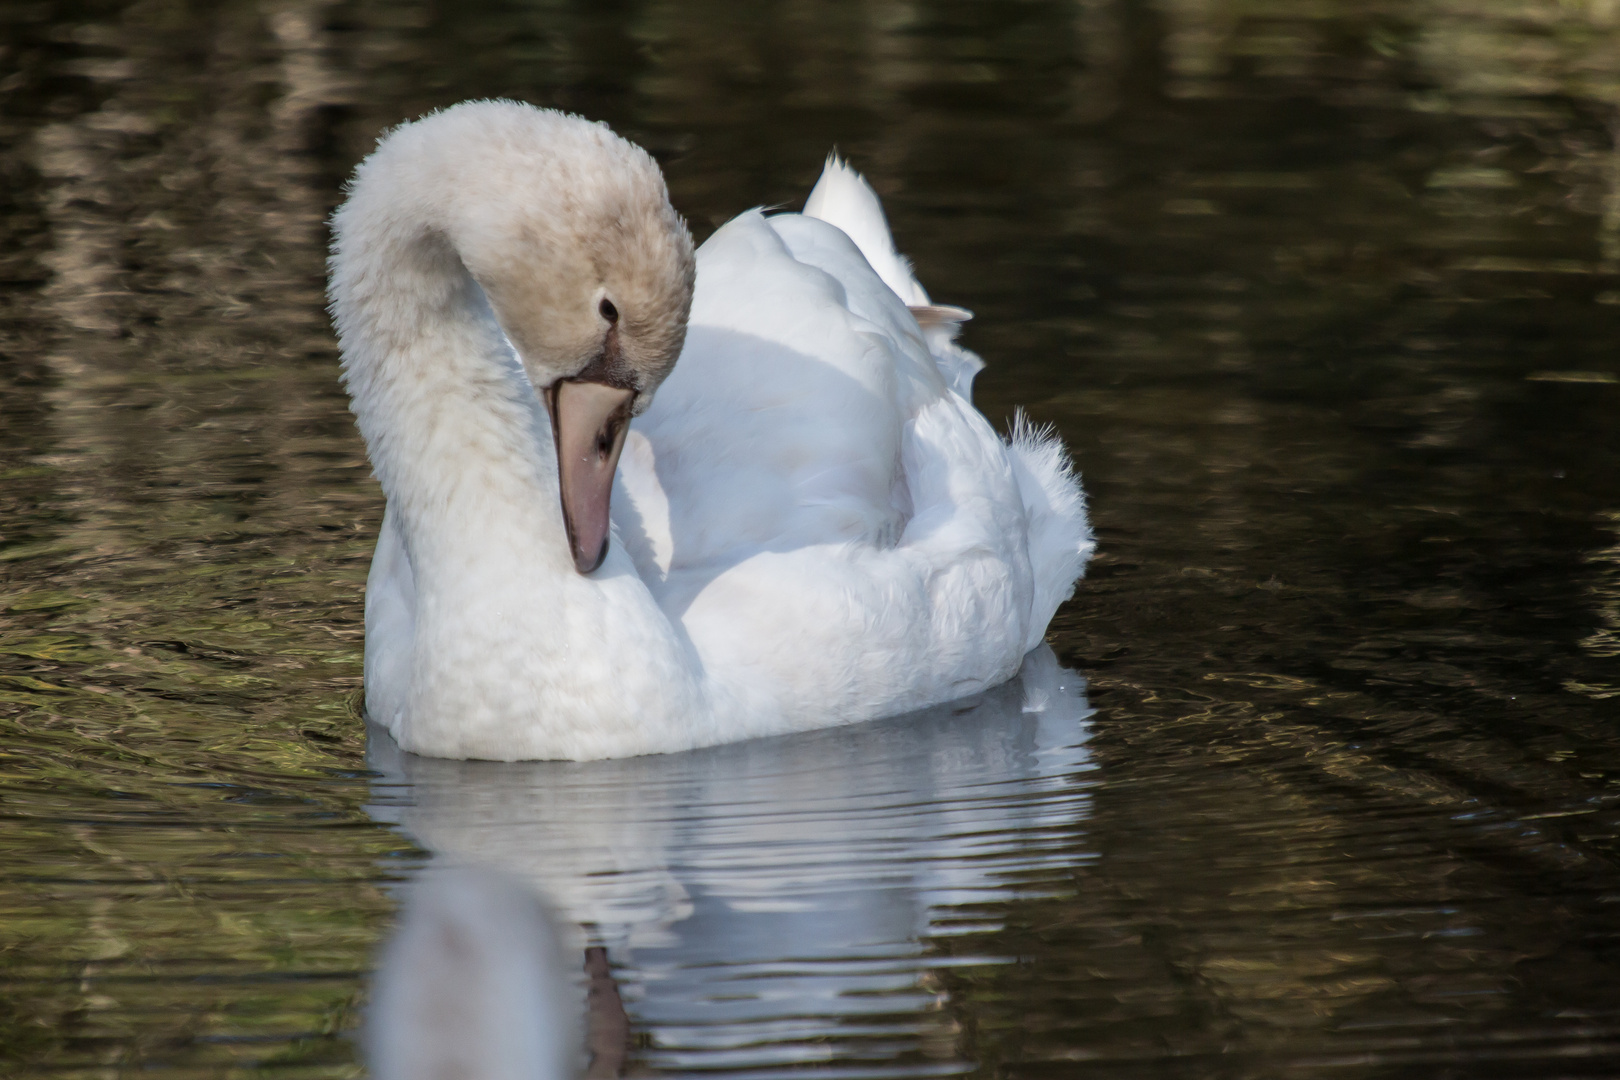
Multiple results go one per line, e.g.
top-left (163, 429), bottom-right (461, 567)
top-left (1, 0), bottom-right (1619, 1075)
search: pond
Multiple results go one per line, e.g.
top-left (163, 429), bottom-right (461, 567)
top-left (2, 0), bottom-right (1619, 1076)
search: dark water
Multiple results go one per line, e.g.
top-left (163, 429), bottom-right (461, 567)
top-left (2, 1), bottom-right (1619, 1076)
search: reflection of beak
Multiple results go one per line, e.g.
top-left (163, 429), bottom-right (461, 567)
top-left (544, 380), bottom-right (635, 574)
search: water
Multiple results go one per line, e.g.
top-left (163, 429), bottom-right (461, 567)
top-left (366, 654), bottom-right (1095, 1077)
top-left (1, 0), bottom-right (1618, 1076)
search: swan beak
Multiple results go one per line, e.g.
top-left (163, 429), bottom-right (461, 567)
top-left (545, 380), bottom-right (635, 574)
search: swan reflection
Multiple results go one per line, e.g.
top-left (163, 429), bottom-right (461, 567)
top-left (366, 647), bottom-right (1097, 1076)
top-left (366, 868), bottom-right (581, 1080)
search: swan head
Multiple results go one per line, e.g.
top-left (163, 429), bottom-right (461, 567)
top-left (431, 103), bottom-right (696, 573)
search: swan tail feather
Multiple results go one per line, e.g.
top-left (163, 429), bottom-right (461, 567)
top-left (1006, 410), bottom-right (1094, 653)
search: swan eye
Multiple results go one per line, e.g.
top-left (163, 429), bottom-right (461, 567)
top-left (599, 298), bottom-right (618, 323)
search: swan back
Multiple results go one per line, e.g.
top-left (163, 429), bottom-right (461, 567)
top-left (623, 210), bottom-right (938, 571)
top-left (797, 157), bottom-right (1091, 641)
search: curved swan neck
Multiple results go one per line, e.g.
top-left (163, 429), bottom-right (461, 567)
top-left (329, 103), bottom-right (694, 578)
top-left (334, 221), bottom-right (567, 569)
top-left (328, 104), bottom-right (709, 759)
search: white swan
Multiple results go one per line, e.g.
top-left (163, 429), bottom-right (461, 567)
top-left (330, 100), bottom-right (1092, 760)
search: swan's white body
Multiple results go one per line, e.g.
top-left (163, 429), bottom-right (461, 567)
top-left (333, 102), bottom-right (1092, 761)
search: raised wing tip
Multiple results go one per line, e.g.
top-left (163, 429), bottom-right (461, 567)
top-left (804, 154), bottom-right (878, 219)
top-left (820, 152), bottom-right (864, 183)
top-left (803, 152), bottom-right (932, 308)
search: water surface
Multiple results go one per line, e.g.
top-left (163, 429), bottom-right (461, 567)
top-left (2, 1), bottom-right (1619, 1076)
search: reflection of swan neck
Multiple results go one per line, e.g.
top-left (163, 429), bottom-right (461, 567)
top-left (367, 868), bottom-right (579, 1080)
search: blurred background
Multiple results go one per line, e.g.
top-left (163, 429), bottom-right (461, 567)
top-left (1, 0), bottom-right (1619, 1077)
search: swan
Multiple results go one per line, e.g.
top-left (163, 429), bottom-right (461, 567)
top-left (330, 100), bottom-right (1093, 760)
